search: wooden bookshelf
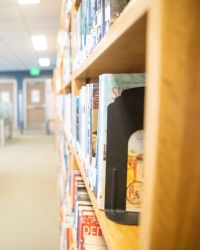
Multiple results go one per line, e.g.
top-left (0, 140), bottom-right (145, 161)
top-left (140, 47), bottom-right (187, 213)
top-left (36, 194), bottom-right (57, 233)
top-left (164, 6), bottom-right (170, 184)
top-left (69, 142), bottom-right (139, 250)
top-left (58, 0), bottom-right (148, 93)
top-left (55, 0), bottom-right (200, 249)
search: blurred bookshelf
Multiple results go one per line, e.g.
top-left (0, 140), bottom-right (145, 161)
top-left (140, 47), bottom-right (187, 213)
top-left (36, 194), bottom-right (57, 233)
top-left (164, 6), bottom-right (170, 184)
top-left (54, 0), bottom-right (200, 249)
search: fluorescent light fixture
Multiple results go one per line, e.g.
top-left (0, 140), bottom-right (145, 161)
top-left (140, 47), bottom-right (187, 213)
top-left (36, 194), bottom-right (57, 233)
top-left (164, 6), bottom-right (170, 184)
top-left (17, 0), bottom-right (40, 4)
top-left (31, 35), bottom-right (47, 51)
top-left (39, 58), bottom-right (50, 67)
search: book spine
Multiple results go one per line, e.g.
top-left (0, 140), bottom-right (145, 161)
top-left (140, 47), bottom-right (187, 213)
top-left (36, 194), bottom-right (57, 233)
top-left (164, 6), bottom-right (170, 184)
top-left (89, 84), bottom-right (99, 191)
top-left (75, 96), bottom-right (79, 143)
top-left (96, 78), bottom-right (105, 201)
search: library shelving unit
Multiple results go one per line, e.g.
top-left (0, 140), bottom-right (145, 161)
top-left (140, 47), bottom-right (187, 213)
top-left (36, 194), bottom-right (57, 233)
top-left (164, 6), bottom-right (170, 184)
top-left (54, 0), bottom-right (200, 249)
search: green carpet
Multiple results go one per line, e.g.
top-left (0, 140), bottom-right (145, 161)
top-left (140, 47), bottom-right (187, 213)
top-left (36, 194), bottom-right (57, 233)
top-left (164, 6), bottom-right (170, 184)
top-left (0, 131), bottom-right (60, 250)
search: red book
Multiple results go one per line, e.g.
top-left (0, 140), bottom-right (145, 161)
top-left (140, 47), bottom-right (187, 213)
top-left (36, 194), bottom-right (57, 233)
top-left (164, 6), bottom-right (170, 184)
top-left (78, 208), bottom-right (106, 250)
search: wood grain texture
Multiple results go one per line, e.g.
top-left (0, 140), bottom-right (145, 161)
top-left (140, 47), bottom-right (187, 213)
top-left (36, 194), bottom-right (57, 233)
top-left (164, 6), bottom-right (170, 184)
top-left (140, 0), bottom-right (200, 249)
top-left (70, 144), bottom-right (139, 250)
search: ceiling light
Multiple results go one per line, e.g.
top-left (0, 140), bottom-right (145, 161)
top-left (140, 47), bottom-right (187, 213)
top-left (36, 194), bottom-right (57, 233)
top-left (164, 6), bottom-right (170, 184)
top-left (31, 35), bottom-right (47, 51)
top-left (17, 0), bottom-right (40, 4)
top-left (39, 58), bottom-right (50, 67)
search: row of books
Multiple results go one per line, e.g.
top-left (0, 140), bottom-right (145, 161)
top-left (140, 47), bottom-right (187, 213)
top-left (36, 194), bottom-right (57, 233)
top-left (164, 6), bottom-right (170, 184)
top-left (61, 73), bottom-right (145, 216)
top-left (73, 0), bottom-right (130, 69)
top-left (56, 0), bottom-right (131, 92)
top-left (72, 169), bottom-right (107, 250)
top-left (56, 128), bottom-right (107, 249)
top-left (56, 0), bottom-right (72, 89)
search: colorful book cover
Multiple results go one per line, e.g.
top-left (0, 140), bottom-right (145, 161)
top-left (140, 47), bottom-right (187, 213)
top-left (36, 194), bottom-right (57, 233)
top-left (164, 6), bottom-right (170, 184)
top-left (96, 73), bottom-right (145, 209)
top-left (74, 203), bottom-right (92, 249)
top-left (126, 130), bottom-right (144, 212)
top-left (78, 209), bottom-right (104, 250)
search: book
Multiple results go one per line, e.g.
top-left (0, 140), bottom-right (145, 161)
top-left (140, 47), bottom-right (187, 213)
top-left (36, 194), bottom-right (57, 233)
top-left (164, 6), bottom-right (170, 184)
top-left (72, 95), bottom-right (80, 142)
top-left (71, 170), bottom-right (81, 212)
top-left (104, 0), bottom-right (128, 35)
top-left (126, 130), bottom-right (144, 212)
top-left (79, 86), bottom-right (87, 157)
top-left (75, 203), bottom-right (92, 249)
top-left (78, 208), bottom-right (106, 250)
top-left (104, 87), bottom-right (144, 224)
top-left (85, 84), bottom-right (93, 165)
top-left (96, 73), bottom-right (145, 209)
top-left (88, 84), bottom-right (99, 190)
top-left (83, 235), bottom-right (108, 249)
top-left (73, 0), bottom-right (130, 69)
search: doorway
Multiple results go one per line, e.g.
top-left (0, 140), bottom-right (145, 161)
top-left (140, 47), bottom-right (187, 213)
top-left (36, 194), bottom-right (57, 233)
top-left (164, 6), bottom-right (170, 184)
top-left (23, 79), bottom-right (49, 130)
top-left (0, 79), bottom-right (17, 129)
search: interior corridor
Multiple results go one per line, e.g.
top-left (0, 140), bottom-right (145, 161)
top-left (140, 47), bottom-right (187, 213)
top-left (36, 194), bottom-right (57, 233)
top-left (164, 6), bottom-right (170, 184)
top-left (0, 131), bottom-right (60, 250)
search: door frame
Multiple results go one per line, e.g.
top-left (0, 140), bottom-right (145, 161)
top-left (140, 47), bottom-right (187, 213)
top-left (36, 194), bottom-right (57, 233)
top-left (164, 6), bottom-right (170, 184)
top-left (23, 78), bottom-right (51, 129)
top-left (0, 78), bottom-right (18, 129)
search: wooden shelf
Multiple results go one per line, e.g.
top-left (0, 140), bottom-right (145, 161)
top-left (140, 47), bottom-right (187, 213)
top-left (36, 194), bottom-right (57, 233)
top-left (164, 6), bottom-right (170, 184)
top-left (56, 0), bottom-right (200, 248)
top-left (69, 142), bottom-right (139, 250)
top-left (56, 78), bottom-right (71, 95)
top-left (73, 0), bottom-right (148, 79)
top-left (56, 0), bottom-right (147, 93)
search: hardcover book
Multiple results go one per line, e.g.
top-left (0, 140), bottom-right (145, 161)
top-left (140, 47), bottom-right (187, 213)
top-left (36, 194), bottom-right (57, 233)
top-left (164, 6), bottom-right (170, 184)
top-left (78, 208), bottom-right (106, 250)
top-left (74, 203), bottom-right (92, 249)
top-left (96, 73), bottom-right (145, 209)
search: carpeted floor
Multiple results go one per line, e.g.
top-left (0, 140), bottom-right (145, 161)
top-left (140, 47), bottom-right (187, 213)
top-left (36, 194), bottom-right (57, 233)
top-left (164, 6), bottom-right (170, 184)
top-left (0, 131), bottom-right (60, 250)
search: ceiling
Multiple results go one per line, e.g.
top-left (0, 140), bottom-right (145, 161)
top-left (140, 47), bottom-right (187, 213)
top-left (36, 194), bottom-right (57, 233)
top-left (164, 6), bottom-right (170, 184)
top-left (0, 0), bottom-right (62, 72)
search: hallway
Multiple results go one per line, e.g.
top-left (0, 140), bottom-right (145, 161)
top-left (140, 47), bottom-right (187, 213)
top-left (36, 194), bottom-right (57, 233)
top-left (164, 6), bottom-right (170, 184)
top-left (0, 132), bottom-right (60, 250)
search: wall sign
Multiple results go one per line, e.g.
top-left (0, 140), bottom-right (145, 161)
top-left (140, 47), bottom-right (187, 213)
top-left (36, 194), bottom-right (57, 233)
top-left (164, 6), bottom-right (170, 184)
top-left (1, 91), bottom-right (10, 103)
top-left (31, 89), bottom-right (40, 103)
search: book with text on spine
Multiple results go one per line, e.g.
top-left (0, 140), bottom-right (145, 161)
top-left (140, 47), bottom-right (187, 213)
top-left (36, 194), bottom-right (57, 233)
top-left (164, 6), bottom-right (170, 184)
top-left (78, 208), bottom-right (107, 250)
